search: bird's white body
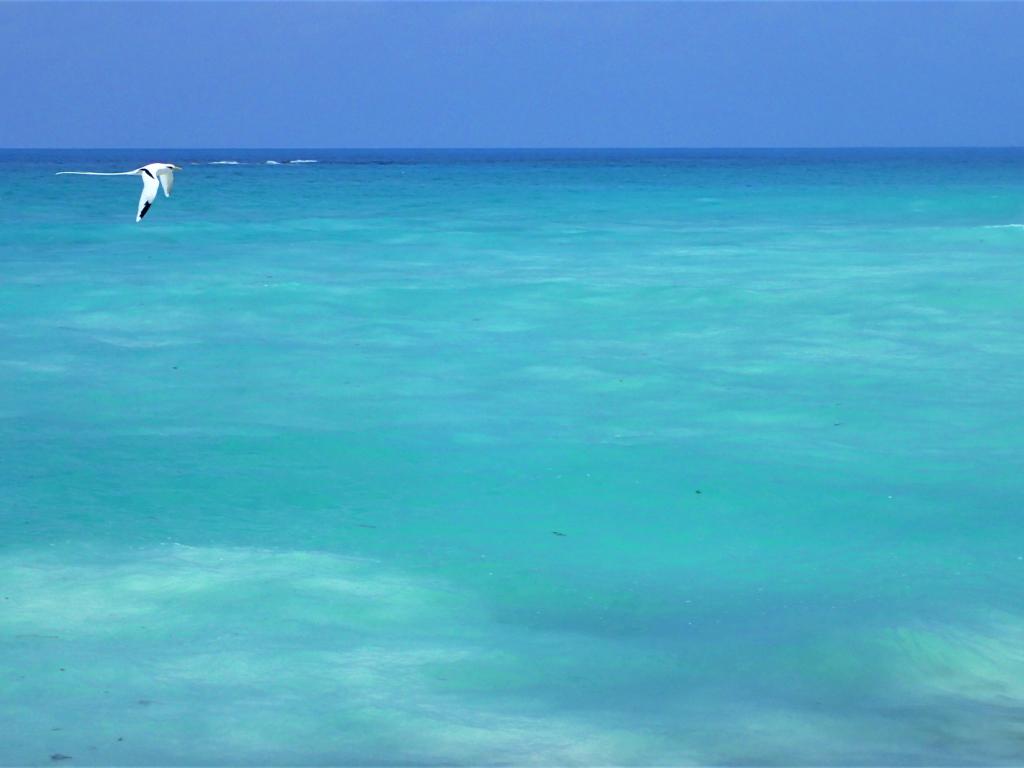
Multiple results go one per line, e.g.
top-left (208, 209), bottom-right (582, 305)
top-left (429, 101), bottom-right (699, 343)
top-left (56, 163), bottom-right (181, 221)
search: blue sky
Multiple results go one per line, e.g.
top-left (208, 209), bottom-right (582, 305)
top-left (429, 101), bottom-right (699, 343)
top-left (2, 2), bottom-right (1023, 148)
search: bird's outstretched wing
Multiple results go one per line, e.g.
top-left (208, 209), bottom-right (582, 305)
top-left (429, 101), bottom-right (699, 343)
top-left (159, 170), bottom-right (174, 198)
top-left (137, 172), bottom-right (160, 222)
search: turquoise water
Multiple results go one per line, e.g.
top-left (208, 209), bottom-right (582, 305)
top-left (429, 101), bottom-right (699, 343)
top-left (2, 149), bottom-right (1024, 765)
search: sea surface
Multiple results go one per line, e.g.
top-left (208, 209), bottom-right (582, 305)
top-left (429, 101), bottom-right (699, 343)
top-left (1, 149), bottom-right (1023, 765)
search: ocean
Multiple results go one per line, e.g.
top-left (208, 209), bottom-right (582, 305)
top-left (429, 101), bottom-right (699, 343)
top-left (2, 148), bottom-right (1023, 765)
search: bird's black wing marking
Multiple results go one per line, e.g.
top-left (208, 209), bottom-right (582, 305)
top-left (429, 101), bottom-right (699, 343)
top-left (141, 168), bottom-right (155, 179)
top-left (139, 200), bottom-right (152, 220)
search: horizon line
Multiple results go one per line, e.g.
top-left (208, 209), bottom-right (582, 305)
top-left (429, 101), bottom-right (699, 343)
top-left (3, 145), bottom-right (1024, 152)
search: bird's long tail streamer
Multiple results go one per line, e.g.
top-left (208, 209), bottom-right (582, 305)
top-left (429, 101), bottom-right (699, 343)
top-left (55, 171), bottom-right (138, 176)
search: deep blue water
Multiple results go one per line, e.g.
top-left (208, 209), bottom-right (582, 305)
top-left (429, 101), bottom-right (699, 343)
top-left (2, 149), bottom-right (1024, 765)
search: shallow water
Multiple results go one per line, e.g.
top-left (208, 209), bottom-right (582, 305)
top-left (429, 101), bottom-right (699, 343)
top-left (2, 149), bottom-right (1024, 765)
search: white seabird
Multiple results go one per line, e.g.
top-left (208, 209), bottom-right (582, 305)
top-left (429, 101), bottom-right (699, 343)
top-left (56, 163), bottom-right (182, 222)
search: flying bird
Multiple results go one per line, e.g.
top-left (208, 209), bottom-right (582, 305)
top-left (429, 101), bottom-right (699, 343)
top-left (56, 163), bottom-right (182, 222)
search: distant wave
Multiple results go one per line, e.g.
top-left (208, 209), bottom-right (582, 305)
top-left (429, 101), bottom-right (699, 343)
top-left (265, 160), bottom-right (281, 165)
top-left (210, 160), bottom-right (241, 165)
top-left (984, 224), bottom-right (1024, 229)
top-left (289, 159), bottom-right (318, 164)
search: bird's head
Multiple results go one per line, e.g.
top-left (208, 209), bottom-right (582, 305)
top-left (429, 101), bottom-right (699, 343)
top-left (169, 164), bottom-right (182, 171)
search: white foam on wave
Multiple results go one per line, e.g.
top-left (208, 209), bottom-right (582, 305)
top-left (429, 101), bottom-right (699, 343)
top-left (983, 224), bottom-right (1024, 229)
top-left (265, 160), bottom-right (281, 165)
top-left (289, 159), bottom-right (318, 164)
top-left (209, 160), bottom-right (241, 165)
